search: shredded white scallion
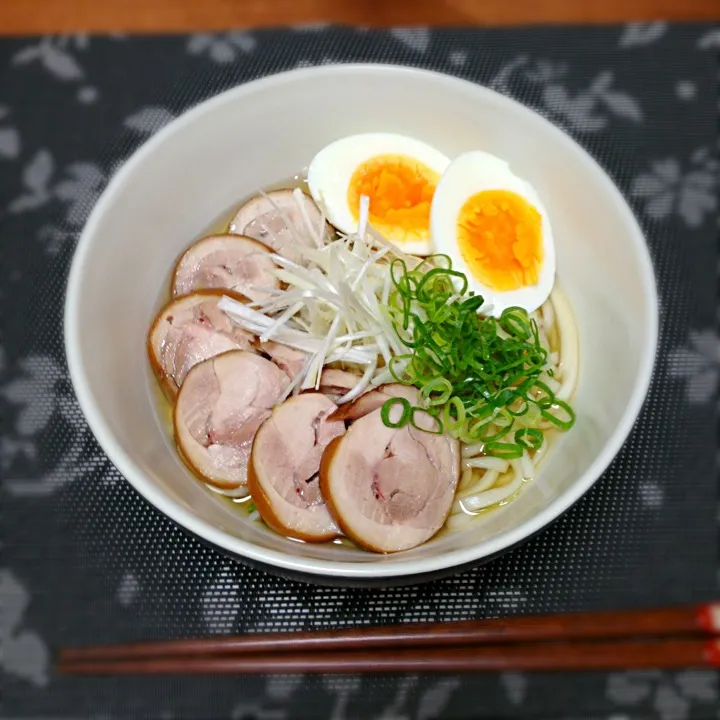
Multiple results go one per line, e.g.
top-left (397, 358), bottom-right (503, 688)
top-left (293, 187), bottom-right (324, 249)
top-left (217, 193), bottom-right (408, 402)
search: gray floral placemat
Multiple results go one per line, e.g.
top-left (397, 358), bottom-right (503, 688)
top-left (1, 23), bottom-right (719, 720)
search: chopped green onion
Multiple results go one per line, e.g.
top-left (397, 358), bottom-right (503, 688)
top-left (531, 380), bottom-right (556, 409)
top-left (507, 392), bottom-right (529, 417)
top-left (499, 307), bottom-right (532, 339)
top-left (465, 418), bottom-right (511, 443)
top-left (515, 428), bottom-right (544, 450)
top-left (416, 267), bottom-right (468, 302)
top-left (443, 396), bottom-right (466, 432)
top-left (493, 409), bottom-right (514, 428)
top-left (379, 259), bottom-right (575, 444)
top-left (540, 400), bottom-right (576, 430)
top-left (421, 377), bottom-right (453, 406)
top-left (388, 354), bottom-right (414, 384)
top-left (484, 441), bottom-right (525, 459)
top-left (380, 397), bottom-right (412, 428)
top-left (410, 407), bottom-right (444, 435)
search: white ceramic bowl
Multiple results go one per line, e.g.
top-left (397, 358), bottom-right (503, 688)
top-left (65, 65), bottom-right (658, 582)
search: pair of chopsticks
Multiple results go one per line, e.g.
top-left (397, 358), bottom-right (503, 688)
top-left (57, 602), bottom-right (720, 675)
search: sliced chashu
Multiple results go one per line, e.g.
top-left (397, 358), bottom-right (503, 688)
top-left (174, 350), bottom-right (289, 490)
top-left (229, 189), bottom-right (329, 263)
top-left (148, 291), bottom-right (254, 401)
top-left (252, 338), bottom-right (307, 382)
top-left (328, 383), bottom-right (417, 422)
top-left (319, 389), bottom-right (460, 553)
top-left (172, 234), bottom-right (278, 302)
top-left (248, 393), bottom-right (345, 542)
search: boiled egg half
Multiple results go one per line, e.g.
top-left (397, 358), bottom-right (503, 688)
top-left (307, 133), bottom-right (451, 255)
top-left (430, 151), bottom-right (555, 316)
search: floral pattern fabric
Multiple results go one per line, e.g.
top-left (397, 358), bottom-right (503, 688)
top-left (0, 24), bottom-right (718, 720)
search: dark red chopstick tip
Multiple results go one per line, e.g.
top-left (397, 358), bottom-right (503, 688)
top-left (704, 639), bottom-right (720, 667)
top-left (696, 603), bottom-right (720, 634)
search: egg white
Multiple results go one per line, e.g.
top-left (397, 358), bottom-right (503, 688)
top-left (430, 150), bottom-right (556, 316)
top-left (307, 133), bottom-right (451, 255)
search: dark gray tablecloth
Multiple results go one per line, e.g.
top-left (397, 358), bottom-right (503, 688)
top-left (1, 23), bottom-right (718, 720)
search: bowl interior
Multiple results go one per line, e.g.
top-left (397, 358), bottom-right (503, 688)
top-left (65, 65), bottom-right (657, 579)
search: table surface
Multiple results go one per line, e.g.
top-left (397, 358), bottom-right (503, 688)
top-left (1, 20), bottom-right (718, 720)
top-left (1, 0), bottom-right (718, 34)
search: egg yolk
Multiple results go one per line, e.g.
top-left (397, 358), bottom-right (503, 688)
top-left (457, 190), bottom-right (543, 292)
top-left (347, 154), bottom-right (440, 242)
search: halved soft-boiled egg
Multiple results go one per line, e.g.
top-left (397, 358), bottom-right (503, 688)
top-left (430, 150), bottom-right (556, 316)
top-left (307, 133), bottom-right (451, 255)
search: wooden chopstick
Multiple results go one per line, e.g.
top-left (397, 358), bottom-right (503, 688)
top-left (58, 602), bottom-right (719, 664)
top-left (57, 639), bottom-right (720, 674)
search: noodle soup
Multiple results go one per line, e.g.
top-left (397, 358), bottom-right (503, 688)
top-left (147, 139), bottom-right (578, 554)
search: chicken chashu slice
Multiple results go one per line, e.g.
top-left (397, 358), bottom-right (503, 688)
top-left (314, 369), bottom-right (361, 403)
top-left (320, 388), bottom-right (460, 553)
top-left (148, 291), bottom-right (254, 401)
top-left (229, 189), bottom-right (330, 264)
top-left (172, 234), bottom-right (278, 302)
top-left (174, 350), bottom-right (288, 491)
top-left (248, 393), bottom-right (345, 542)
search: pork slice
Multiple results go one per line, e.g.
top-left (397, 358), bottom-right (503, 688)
top-left (172, 234), bottom-right (278, 302)
top-left (229, 189), bottom-right (329, 264)
top-left (174, 351), bottom-right (289, 490)
top-left (320, 388), bottom-right (460, 553)
top-left (148, 292), bottom-right (254, 400)
top-left (248, 393), bottom-right (345, 542)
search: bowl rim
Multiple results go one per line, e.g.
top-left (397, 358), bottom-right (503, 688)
top-left (64, 63), bottom-right (659, 579)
